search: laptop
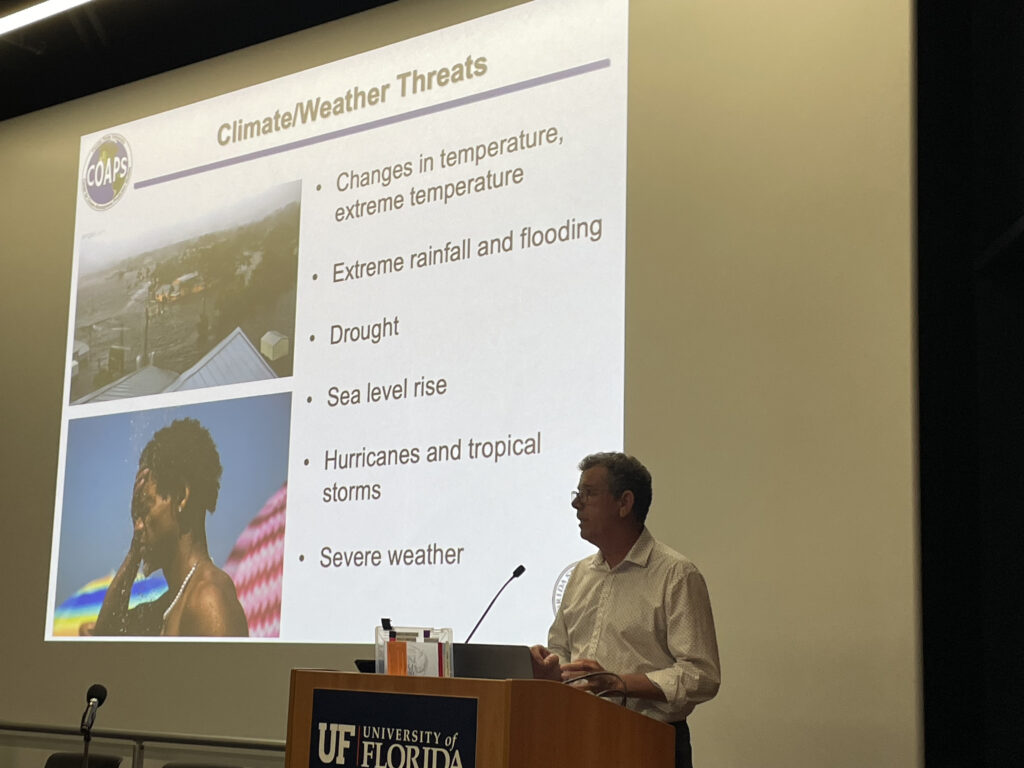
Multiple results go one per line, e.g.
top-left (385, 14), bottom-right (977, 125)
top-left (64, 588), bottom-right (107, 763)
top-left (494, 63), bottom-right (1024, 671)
top-left (452, 643), bottom-right (534, 679)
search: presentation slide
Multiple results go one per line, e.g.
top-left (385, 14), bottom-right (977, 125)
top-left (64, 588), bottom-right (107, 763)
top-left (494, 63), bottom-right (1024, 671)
top-left (46, 0), bottom-right (627, 644)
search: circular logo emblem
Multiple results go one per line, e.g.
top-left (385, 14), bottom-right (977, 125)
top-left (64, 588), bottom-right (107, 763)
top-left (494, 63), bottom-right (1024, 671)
top-left (551, 561), bottom-right (579, 615)
top-left (82, 134), bottom-right (132, 210)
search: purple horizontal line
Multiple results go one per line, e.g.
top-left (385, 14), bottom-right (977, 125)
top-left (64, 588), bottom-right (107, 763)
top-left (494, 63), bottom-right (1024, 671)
top-left (134, 58), bottom-right (611, 189)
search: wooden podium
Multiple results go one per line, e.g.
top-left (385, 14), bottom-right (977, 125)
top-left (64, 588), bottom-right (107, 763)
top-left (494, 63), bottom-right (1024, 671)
top-left (286, 669), bottom-right (673, 768)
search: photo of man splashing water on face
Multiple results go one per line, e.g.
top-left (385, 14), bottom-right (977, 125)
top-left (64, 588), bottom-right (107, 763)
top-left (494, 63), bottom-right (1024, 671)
top-left (84, 418), bottom-right (249, 637)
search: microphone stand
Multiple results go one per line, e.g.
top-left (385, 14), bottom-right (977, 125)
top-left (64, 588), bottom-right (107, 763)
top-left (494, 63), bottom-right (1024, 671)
top-left (81, 726), bottom-right (91, 768)
top-left (79, 684), bottom-right (105, 768)
top-left (464, 565), bottom-right (525, 643)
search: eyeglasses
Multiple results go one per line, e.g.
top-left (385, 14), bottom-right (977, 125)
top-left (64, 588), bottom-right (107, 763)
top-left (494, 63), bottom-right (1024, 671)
top-left (571, 487), bottom-right (607, 504)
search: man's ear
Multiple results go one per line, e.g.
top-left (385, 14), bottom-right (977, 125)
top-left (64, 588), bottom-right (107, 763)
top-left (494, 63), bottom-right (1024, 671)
top-left (176, 485), bottom-right (191, 517)
top-left (617, 489), bottom-right (635, 519)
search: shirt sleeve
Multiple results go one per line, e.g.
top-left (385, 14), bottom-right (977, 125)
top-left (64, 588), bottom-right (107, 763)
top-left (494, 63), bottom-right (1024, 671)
top-left (546, 591), bottom-right (572, 664)
top-left (644, 565), bottom-right (721, 713)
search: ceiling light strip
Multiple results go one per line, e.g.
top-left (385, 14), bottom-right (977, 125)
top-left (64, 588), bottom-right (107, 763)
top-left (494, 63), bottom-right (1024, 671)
top-left (0, 0), bottom-right (96, 37)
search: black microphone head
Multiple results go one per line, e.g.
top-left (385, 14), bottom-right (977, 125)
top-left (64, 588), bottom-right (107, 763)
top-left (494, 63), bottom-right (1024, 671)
top-left (86, 684), bottom-right (107, 706)
top-left (512, 564), bottom-right (525, 578)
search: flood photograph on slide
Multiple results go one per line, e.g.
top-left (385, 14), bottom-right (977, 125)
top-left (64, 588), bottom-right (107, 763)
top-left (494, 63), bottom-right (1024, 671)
top-left (69, 181), bottom-right (300, 404)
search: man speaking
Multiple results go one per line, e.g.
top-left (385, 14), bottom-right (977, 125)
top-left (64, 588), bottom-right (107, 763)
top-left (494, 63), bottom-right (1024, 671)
top-left (90, 418), bottom-right (249, 637)
top-left (531, 453), bottom-right (720, 768)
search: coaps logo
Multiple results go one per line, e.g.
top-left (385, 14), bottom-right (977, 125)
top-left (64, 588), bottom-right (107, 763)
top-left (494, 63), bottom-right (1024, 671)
top-left (81, 134), bottom-right (132, 210)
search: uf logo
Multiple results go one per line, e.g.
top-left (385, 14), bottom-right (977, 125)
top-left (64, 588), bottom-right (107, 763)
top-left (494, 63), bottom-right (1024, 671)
top-left (317, 723), bottom-right (356, 765)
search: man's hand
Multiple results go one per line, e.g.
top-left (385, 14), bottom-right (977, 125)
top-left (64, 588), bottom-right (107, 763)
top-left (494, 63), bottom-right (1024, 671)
top-left (530, 644), bottom-right (561, 681)
top-left (561, 659), bottom-right (668, 702)
top-left (129, 468), bottom-right (150, 547)
top-left (93, 467), bottom-right (149, 635)
top-left (559, 658), bottom-right (624, 695)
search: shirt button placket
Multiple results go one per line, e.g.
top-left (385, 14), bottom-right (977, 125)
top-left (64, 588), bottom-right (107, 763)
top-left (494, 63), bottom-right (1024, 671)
top-left (588, 572), bottom-right (613, 657)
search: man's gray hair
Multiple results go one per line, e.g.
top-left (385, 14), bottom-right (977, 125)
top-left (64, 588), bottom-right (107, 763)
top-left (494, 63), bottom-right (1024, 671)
top-left (578, 452), bottom-right (653, 526)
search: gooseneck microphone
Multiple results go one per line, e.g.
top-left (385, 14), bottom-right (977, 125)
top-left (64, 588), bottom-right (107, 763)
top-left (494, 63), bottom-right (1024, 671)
top-left (79, 683), bottom-right (107, 768)
top-left (464, 565), bottom-right (525, 643)
top-left (80, 683), bottom-right (107, 736)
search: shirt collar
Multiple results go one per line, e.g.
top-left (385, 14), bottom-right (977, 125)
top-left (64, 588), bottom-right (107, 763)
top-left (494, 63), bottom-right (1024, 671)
top-left (594, 527), bottom-right (654, 570)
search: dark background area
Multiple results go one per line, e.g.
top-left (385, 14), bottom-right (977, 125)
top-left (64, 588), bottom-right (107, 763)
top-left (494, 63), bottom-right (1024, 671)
top-left (918, 1), bottom-right (1024, 765)
top-left (0, 0), bottom-right (393, 121)
top-left (3, 0), bottom-right (1023, 762)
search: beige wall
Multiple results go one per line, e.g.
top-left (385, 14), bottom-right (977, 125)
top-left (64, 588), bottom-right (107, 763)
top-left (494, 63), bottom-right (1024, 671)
top-left (627, 2), bottom-right (915, 765)
top-left (0, 1), bottom-right (916, 766)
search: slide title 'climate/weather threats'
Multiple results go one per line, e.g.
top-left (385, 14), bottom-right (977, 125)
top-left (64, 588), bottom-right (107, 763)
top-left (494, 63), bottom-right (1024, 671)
top-left (217, 56), bottom-right (488, 147)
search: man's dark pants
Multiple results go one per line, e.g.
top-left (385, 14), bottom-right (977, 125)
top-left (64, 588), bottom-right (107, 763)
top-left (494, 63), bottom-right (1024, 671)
top-left (671, 719), bottom-right (692, 768)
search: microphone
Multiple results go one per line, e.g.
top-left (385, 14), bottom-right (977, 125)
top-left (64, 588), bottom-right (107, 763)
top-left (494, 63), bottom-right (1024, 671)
top-left (80, 683), bottom-right (107, 735)
top-left (464, 565), bottom-right (525, 643)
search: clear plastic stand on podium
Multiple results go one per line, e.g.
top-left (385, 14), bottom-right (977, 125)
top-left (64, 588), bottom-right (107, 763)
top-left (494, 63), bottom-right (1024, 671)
top-left (374, 624), bottom-right (454, 676)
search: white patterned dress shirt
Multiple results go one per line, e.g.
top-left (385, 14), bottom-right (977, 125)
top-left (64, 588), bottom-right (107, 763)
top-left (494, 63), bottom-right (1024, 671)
top-left (547, 527), bottom-right (721, 721)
